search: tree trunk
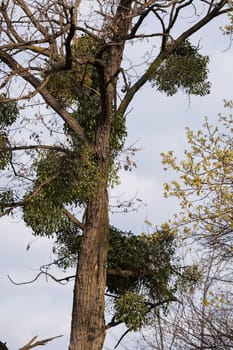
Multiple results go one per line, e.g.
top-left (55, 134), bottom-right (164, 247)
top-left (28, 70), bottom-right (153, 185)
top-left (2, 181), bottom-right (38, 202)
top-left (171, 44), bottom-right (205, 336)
top-left (69, 121), bottom-right (111, 350)
top-left (69, 190), bottom-right (109, 350)
top-left (69, 3), bottom-right (133, 348)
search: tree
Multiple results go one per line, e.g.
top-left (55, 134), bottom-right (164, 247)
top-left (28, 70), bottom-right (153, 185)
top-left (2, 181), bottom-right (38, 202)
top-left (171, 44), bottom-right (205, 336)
top-left (161, 110), bottom-right (233, 257)
top-left (140, 247), bottom-right (233, 350)
top-left (0, 1), bottom-right (232, 350)
top-left (140, 108), bottom-right (233, 350)
top-left (173, 251), bottom-right (233, 350)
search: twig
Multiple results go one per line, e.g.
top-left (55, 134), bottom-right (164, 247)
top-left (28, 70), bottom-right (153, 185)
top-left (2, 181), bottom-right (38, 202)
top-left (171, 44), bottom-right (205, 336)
top-left (7, 265), bottom-right (76, 286)
top-left (114, 329), bottom-right (130, 348)
top-left (18, 335), bottom-right (63, 350)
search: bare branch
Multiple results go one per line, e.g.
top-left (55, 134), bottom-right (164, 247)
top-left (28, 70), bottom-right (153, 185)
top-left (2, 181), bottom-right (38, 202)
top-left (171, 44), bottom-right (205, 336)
top-left (8, 268), bottom-right (76, 286)
top-left (0, 50), bottom-right (88, 144)
top-left (14, 0), bottom-right (49, 37)
top-left (127, 7), bottom-right (151, 39)
top-left (18, 335), bottom-right (63, 350)
top-left (1, 2), bottom-right (24, 44)
top-left (0, 144), bottom-right (70, 153)
top-left (114, 329), bottom-right (130, 348)
top-left (0, 27), bottom-right (70, 56)
top-left (176, 0), bottom-right (231, 43)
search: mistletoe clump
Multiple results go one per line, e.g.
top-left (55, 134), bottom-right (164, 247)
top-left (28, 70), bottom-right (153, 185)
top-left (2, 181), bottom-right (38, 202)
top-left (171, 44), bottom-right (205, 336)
top-left (151, 40), bottom-right (211, 96)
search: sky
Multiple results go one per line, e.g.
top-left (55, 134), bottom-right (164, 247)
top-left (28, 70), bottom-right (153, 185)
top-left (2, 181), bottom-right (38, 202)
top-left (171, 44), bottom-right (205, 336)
top-left (0, 7), bottom-right (233, 350)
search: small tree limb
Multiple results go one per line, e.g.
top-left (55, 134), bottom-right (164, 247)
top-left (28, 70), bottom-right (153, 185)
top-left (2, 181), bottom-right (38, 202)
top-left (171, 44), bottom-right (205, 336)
top-left (114, 329), bottom-right (130, 349)
top-left (18, 335), bottom-right (63, 350)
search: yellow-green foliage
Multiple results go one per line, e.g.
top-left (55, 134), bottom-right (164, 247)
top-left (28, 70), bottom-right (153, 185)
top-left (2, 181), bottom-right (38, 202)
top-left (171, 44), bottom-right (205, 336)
top-left (223, 2), bottom-right (233, 35)
top-left (177, 264), bottom-right (203, 292)
top-left (161, 112), bottom-right (233, 248)
top-left (115, 291), bottom-right (147, 331)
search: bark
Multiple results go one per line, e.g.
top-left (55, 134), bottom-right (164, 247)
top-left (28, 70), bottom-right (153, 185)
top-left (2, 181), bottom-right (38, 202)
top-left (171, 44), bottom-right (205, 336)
top-left (69, 3), bottom-right (133, 349)
top-left (69, 185), bottom-right (109, 350)
top-left (69, 109), bottom-right (112, 350)
top-left (69, 59), bottom-right (113, 349)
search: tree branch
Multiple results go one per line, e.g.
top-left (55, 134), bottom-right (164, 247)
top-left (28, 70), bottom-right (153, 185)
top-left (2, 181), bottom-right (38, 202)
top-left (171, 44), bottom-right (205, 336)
top-left (107, 267), bottom-right (150, 278)
top-left (114, 329), bottom-right (130, 348)
top-left (7, 265), bottom-right (155, 287)
top-left (0, 50), bottom-right (88, 144)
top-left (7, 267), bottom-right (76, 286)
top-left (64, 7), bottom-right (76, 70)
top-left (118, 0), bottom-right (230, 116)
top-left (0, 144), bottom-right (70, 153)
top-left (175, 0), bottom-right (231, 44)
top-left (1, 2), bottom-right (24, 44)
top-left (62, 208), bottom-right (84, 230)
top-left (18, 335), bottom-right (63, 350)
top-left (126, 7), bottom-right (151, 39)
top-left (15, 0), bottom-right (49, 37)
top-left (0, 27), bottom-right (71, 56)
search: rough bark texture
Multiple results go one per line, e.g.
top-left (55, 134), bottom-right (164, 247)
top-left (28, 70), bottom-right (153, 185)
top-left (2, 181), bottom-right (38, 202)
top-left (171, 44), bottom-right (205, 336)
top-left (69, 73), bottom-right (113, 350)
top-left (69, 97), bottom-right (113, 348)
top-left (69, 186), bottom-right (109, 350)
top-left (69, 3), bottom-right (133, 348)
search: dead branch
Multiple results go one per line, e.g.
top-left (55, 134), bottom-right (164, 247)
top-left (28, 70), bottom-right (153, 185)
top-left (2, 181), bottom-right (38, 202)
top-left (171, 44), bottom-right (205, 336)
top-left (114, 329), bottom-right (130, 348)
top-left (0, 144), bottom-right (70, 153)
top-left (18, 335), bottom-right (63, 350)
top-left (7, 267), bottom-right (76, 286)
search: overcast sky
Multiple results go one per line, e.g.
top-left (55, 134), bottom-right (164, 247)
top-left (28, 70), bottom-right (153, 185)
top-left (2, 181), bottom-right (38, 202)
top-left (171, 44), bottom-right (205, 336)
top-left (0, 10), bottom-right (232, 350)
